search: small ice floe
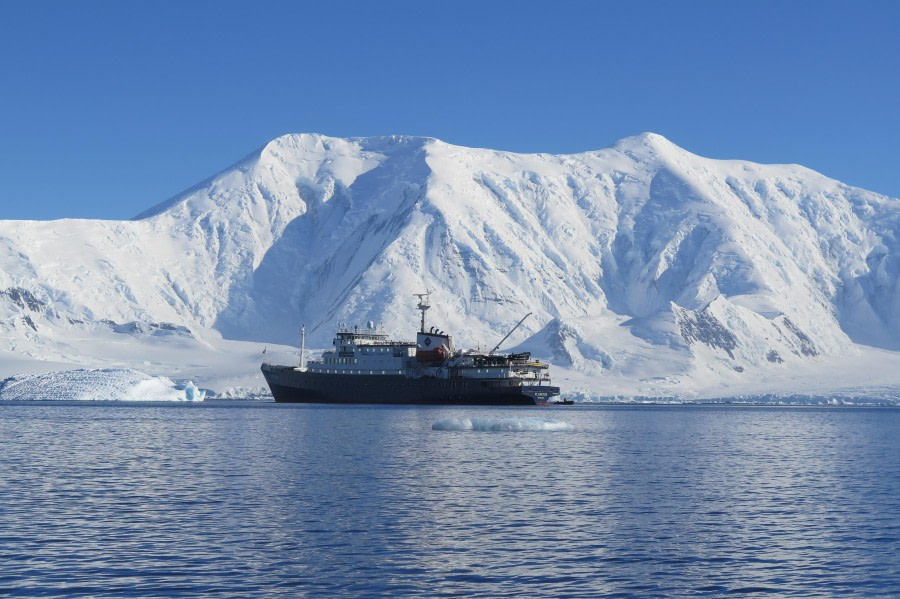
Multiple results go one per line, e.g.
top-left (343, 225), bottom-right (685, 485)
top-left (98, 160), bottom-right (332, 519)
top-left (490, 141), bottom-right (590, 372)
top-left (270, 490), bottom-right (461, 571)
top-left (432, 416), bottom-right (574, 432)
top-left (0, 368), bottom-right (206, 401)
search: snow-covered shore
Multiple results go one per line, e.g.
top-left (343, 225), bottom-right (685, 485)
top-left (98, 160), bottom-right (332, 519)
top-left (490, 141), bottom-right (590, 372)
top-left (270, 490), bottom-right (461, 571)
top-left (0, 368), bottom-right (205, 402)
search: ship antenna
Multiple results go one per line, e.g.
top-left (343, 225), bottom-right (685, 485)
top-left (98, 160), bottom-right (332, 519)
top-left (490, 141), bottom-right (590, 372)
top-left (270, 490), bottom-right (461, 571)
top-left (414, 291), bottom-right (431, 333)
top-left (299, 324), bottom-right (307, 370)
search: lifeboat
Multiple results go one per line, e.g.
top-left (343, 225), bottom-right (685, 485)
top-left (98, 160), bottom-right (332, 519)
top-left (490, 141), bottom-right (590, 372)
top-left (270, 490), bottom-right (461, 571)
top-left (416, 346), bottom-right (448, 363)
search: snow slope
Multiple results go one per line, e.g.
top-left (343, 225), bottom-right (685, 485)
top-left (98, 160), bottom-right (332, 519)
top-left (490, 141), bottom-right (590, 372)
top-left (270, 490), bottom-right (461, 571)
top-left (2, 132), bottom-right (900, 400)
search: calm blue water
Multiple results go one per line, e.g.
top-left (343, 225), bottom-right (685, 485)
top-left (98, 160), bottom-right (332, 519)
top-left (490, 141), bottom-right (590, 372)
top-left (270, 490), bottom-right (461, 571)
top-left (2, 402), bottom-right (900, 597)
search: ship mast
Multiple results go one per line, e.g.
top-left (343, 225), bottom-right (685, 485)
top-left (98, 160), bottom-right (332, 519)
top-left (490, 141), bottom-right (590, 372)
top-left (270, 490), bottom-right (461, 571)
top-left (414, 291), bottom-right (431, 333)
top-left (299, 324), bottom-right (306, 370)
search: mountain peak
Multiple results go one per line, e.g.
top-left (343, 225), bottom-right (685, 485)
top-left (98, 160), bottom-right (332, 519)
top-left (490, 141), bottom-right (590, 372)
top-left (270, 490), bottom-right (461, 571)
top-left (610, 131), bottom-right (686, 158)
top-left (5, 131), bottom-right (900, 398)
top-left (636, 131), bottom-right (673, 145)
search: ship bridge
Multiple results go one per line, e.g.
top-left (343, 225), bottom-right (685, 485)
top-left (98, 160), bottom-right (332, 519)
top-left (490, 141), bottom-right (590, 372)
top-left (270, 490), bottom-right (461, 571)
top-left (333, 323), bottom-right (393, 347)
top-left (305, 323), bottom-right (417, 375)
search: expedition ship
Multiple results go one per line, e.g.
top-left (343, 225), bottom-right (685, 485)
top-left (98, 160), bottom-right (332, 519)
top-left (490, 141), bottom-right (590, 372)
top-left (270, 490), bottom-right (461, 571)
top-left (260, 293), bottom-right (560, 405)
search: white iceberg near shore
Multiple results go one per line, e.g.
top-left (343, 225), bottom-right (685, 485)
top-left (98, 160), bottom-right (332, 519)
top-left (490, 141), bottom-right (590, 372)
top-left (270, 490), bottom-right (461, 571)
top-left (0, 368), bottom-right (205, 401)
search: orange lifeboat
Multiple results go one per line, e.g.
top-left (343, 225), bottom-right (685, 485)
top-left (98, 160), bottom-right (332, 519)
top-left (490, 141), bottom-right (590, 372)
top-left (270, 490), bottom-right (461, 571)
top-left (416, 346), bottom-right (448, 363)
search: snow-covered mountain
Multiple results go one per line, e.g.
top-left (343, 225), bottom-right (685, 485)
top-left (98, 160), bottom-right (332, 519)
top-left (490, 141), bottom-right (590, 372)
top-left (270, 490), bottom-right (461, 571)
top-left (3, 132), bottom-right (900, 399)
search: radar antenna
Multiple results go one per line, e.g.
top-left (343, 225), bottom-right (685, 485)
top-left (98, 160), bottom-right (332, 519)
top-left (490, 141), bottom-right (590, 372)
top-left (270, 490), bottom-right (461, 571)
top-left (414, 291), bottom-right (431, 333)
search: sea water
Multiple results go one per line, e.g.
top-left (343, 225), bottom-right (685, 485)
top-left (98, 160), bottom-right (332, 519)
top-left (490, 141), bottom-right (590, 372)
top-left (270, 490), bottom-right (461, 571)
top-left (1, 402), bottom-right (899, 597)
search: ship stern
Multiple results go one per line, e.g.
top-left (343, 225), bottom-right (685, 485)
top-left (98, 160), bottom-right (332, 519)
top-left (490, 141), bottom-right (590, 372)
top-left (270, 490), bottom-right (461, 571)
top-left (521, 385), bottom-right (560, 405)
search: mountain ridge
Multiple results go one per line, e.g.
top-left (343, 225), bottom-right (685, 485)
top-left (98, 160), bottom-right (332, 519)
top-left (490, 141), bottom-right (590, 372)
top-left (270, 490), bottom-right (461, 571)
top-left (2, 132), bottom-right (900, 398)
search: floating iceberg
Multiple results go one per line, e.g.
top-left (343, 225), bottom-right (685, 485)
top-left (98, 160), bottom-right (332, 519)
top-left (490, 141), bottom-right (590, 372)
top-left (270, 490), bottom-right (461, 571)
top-left (432, 416), bottom-right (574, 432)
top-left (0, 368), bottom-right (205, 401)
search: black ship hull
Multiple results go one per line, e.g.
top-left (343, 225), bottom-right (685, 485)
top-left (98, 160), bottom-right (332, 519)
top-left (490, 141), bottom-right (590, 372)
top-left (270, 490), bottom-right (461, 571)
top-left (261, 364), bottom-right (559, 406)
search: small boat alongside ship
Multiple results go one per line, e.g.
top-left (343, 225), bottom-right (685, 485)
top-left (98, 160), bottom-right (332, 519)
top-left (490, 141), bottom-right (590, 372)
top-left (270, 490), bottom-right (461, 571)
top-left (261, 293), bottom-right (560, 405)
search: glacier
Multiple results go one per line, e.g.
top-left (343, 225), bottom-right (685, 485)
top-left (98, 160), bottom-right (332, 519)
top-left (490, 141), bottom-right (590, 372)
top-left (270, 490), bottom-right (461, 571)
top-left (2, 132), bottom-right (900, 402)
top-left (0, 369), bottom-right (204, 402)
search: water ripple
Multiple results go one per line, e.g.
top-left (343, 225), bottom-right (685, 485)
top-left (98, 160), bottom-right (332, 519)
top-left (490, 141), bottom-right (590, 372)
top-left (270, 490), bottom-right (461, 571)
top-left (1, 403), bottom-right (900, 596)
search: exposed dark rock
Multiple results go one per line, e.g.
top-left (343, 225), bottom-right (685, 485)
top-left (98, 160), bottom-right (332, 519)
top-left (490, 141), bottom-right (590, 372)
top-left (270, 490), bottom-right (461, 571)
top-left (22, 315), bottom-right (37, 331)
top-left (675, 305), bottom-right (738, 359)
top-left (545, 319), bottom-right (577, 366)
top-left (0, 287), bottom-right (44, 312)
top-left (780, 317), bottom-right (818, 357)
top-left (109, 320), bottom-right (193, 337)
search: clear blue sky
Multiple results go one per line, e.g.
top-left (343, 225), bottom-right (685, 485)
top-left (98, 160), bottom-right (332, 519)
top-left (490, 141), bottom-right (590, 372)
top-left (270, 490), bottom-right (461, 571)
top-left (1, 0), bottom-right (898, 220)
